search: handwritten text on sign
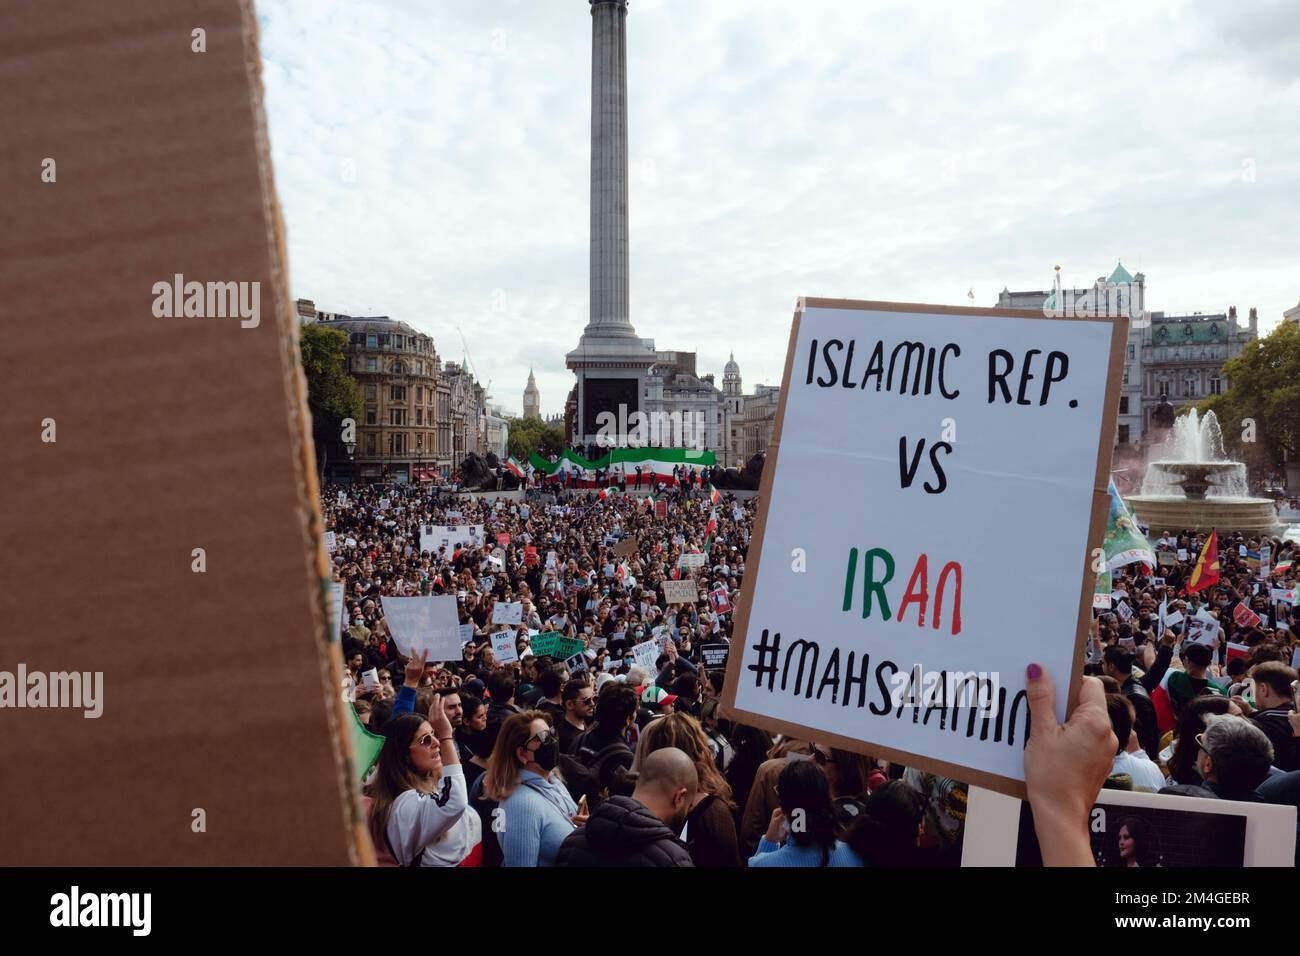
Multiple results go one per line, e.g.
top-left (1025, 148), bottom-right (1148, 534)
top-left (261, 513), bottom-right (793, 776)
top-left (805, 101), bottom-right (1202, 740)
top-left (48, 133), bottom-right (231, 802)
top-left (729, 304), bottom-right (1119, 792)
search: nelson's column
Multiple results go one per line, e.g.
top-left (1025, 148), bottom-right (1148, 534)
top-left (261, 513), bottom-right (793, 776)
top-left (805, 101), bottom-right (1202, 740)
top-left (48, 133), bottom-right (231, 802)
top-left (565, 0), bottom-right (657, 450)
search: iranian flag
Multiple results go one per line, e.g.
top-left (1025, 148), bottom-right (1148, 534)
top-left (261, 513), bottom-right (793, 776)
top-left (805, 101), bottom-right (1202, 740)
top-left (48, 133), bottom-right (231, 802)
top-left (504, 457), bottom-right (525, 477)
top-left (709, 484), bottom-right (721, 505)
top-left (704, 510), bottom-right (718, 553)
top-left (529, 447), bottom-right (716, 487)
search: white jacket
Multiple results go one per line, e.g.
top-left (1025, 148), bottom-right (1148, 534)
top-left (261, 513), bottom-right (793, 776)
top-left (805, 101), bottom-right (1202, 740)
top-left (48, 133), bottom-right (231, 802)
top-left (386, 764), bottom-right (482, 867)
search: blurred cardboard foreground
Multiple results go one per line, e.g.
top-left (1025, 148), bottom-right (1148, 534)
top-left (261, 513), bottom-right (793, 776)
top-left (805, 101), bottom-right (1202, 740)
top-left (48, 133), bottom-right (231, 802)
top-left (0, 0), bottom-right (370, 864)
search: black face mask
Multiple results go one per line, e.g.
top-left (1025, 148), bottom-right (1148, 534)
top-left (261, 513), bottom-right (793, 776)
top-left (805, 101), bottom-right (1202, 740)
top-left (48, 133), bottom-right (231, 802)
top-left (532, 737), bottom-right (560, 772)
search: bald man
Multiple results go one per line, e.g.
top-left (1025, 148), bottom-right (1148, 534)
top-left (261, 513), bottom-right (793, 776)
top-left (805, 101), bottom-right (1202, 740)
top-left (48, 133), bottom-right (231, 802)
top-left (556, 747), bottom-right (697, 867)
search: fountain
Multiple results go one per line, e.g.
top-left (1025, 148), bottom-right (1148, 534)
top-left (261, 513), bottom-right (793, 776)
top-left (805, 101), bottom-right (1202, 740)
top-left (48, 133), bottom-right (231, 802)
top-left (1126, 409), bottom-right (1279, 534)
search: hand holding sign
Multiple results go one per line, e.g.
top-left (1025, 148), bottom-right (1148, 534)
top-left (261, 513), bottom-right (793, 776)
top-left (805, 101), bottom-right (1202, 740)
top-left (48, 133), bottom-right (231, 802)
top-left (1023, 666), bottom-right (1115, 866)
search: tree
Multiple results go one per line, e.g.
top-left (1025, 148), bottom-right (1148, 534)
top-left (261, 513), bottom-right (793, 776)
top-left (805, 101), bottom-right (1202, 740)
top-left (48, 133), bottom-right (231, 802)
top-left (507, 417), bottom-right (564, 461)
top-left (300, 323), bottom-right (363, 469)
top-left (1198, 321), bottom-right (1300, 473)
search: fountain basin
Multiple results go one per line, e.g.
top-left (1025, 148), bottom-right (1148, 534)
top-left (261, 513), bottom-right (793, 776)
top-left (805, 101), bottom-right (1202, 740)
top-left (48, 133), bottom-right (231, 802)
top-left (1126, 494), bottom-right (1280, 535)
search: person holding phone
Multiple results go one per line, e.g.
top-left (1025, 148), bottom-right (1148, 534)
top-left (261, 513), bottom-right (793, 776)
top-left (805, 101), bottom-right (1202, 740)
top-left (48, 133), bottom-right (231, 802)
top-left (485, 712), bottom-right (588, 866)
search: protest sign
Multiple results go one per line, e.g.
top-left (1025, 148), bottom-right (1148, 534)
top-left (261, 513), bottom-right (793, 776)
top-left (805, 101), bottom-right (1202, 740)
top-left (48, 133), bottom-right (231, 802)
top-left (1226, 641), bottom-right (1251, 665)
top-left (1114, 600), bottom-right (1132, 621)
top-left (529, 631), bottom-right (585, 660)
top-left (420, 523), bottom-right (484, 554)
top-left (337, 491), bottom-right (347, 506)
top-left (323, 531), bottom-right (336, 552)
top-left (1232, 603), bottom-right (1262, 629)
top-left (709, 587), bottom-right (733, 615)
top-left (564, 652), bottom-right (588, 673)
top-left (329, 582), bottom-right (345, 642)
top-left (524, 546), bottom-right (539, 567)
top-left (546, 550), bottom-right (558, 569)
top-left (378, 497), bottom-right (390, 511)
top-left (380, 595), bottom-right (461, 661)
top-left (1157, 551), bottom-right (1178, 567)
top-left (497, 532), bottom-right (510, 547)
top-left (631, 639), bottom-right (660, 673)
top-left (492, 602), bottom-right (523, 625)
top-left (961, 787), bottom-right (1295, 867)
top-left (722, 298), bottom-right (1126, 798)
top-left (678, 552), bottom-right (707, 571)
top-left (491, 630), bottom-right (519, 665)
top-left (1186, 617), bottom-right (1219, 645)
top-left (662, 579), bottom-right (699, 605)
top-left (700, 643), bottom-right (730, 668)
top-left (459, 623), bottom-right (476, 646)
top-left (1177, 548), bottom-right (1189, 561)
top-left (1162, 609), bottom-right (1185, 630)
top-left (613, 536), bottom-right (639, 558)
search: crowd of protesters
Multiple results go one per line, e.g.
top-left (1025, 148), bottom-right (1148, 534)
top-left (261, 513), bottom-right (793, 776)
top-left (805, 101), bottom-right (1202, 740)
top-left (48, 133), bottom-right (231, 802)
top-left (326, 476), bottom-right (1299, 867)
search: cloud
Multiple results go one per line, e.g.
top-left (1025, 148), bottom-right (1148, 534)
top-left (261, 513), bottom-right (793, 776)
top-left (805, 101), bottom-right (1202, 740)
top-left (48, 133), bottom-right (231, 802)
top-left (258, 0), bottom-right (1300, 418)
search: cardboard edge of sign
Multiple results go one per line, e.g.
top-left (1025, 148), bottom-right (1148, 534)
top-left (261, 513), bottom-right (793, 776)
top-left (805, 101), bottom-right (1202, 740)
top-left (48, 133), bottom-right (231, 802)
top-left (720, 297), bottom-right (1129, 801)
top-left (243, 5), bottom-right (376, 864)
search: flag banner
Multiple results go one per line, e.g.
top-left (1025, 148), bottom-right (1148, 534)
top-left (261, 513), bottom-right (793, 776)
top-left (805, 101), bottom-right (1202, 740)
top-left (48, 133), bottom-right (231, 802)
top-left (1186, 531), bottom-right (1220, 594)
top-left (1094, 570), bottom-right (1113, 609)
top-left (529, 447), bottom-right (716, 487)
top-left (1103, 480), bottom-right (1156, 571)
top-left (349, 705), bottom-right (385, 783)
top-left (504, 457), bottom-right (525, 477)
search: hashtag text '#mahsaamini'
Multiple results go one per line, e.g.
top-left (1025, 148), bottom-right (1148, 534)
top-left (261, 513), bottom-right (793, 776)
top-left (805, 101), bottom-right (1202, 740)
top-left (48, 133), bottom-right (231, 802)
top-left (745, 630), bottom-right (1030, 746)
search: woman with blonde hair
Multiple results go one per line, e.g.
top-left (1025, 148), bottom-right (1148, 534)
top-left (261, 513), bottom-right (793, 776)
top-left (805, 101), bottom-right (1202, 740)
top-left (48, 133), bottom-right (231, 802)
top-left (635, 712), bottom-right (740, 866)
top-left (485, 711), bottom-right (589, 866)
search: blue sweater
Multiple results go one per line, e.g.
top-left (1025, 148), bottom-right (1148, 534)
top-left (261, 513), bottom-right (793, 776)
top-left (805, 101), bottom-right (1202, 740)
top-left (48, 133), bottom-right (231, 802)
top-left (748, 837), bottom-right (864, 868)
top-left (498, 770), bottom-right (577, 867)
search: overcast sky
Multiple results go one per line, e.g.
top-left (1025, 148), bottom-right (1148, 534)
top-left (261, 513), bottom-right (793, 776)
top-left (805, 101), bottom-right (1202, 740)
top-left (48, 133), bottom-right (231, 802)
top-left (258, 0), bottom-right (1299, 419)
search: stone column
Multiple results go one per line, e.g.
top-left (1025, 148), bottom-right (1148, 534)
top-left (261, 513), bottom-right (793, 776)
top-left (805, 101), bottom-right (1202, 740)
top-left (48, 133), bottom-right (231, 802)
top-left (588, 0), bottom-right (632, 336)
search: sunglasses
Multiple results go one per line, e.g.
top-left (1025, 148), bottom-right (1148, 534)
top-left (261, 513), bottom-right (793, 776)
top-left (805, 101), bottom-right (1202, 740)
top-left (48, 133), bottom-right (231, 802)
top-left (413, 732), bottom-right (438, 749)
top-left (526, 730), bottom-right (557, 747)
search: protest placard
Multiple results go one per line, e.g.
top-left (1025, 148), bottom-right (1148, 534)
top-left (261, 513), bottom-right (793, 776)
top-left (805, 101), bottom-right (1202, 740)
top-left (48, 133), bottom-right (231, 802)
top-left (631, 639), bottom-right (660, 673)
top-left (662, 579), bottom-right (699, 605)
top-left (961, 786), bottom-right (1295, 867)
top-left (419, 523), bottom-right (484, 554)
top-left (709, 587), bottom-right (732, 615)
top-left (337, 491), bottom-right (347, 506)
top-left (459, 623), bottom-right (476, 646)
top-left (378, 497), bottom-right (390, 511)
top-left (323, 531), bottom-right (336, 553)
top-left (329, 582), bottom-right (345, 642)
top-left (492, 630), bottom-right (519, 664)
top-left (492, 602), bottom-right (523, 625)
top-left (546, 550), bottom-right (558, 569)
top-left (613, 536), bottom-right (639, 558)
top-left (380, 595), bottom-right (461, 661)
top-left (700, 644), bottom-right (730, 668)
top-left (678, 552), bottom-right (707, 571)
top-left (1114, 600), bottom-right (1132, 621)
top-left (1226, 641), bottom-right (1251, 664)
top-left (722, 298), bottom-right (1126, 797)
top-left (1177, 548), bottom-right (1189, 561)
top-left (529, 631), bottom-right (585, 660)
top-left (1157, 551), bottom-right (1177, 567)
top-left (524, 546), bottom-right (539, 567)
top-left (1162, 609), bottom-right (1184, 630)
top-left (564, 652), bottom-right (588, 673)
top-left (1232, 603), bottom-right (1262, 629)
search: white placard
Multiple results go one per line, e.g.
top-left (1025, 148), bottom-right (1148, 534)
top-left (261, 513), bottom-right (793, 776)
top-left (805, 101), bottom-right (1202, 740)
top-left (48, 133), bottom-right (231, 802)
top-left (323, 531), bottom-right (337, 553)
top-left (491, 602), bottom-right (523, 625)
top-left (361, 668), bottom-right (380, 691)
top-left (662, 579), bottom-right (699, 605)
top-left (961, 786), bottom-right (1296, 867)
top-left (459, 623), bottom-right (476, 646)
top-left (678, 553), bottom-right (707, 570)
top-left (492, 630), bottom-right (519, 664)
top-left (726, 301), bottom-right (1120, 795)
top-left (379, 497), bottom-right (390, 511)
top-left (380, 595), bottom-right (462, 661)
top-left (631, 639), bottom-right (660, 673)
top-left (420, 523), bottom-right (484, 554)
top-left (1162, 609), bottom-right (1185, 630)
top-left (329, 582), bottom-right (345, 641)
top-left (1177, 548), bottom-right (1189, 561)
